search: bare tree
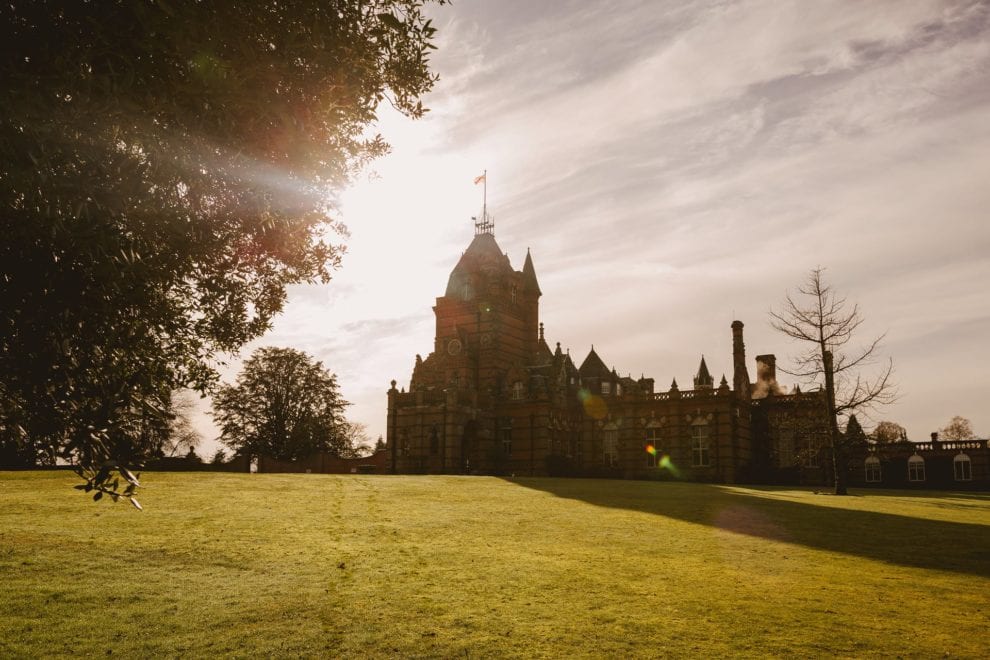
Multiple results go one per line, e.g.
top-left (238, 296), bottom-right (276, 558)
top-left (939, 416), bottom-right (975, 441)
top-left (161, 390), bottom-right (203, 458)
top-left (341, 422), bottom-right (373, 458)
top-left (770, 267), bottom-right (896, 495)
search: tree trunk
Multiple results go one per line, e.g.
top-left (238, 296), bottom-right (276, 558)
top-left (823, 350), bottom-right (848, 495)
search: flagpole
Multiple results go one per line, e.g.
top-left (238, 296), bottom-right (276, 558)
top-left (483, 169), bottom-right (487, 219)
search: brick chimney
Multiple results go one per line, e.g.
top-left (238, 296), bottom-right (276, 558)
top-left (756, 354), bottom-right (776, 384)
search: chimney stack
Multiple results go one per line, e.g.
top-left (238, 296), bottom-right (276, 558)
top-left (731, 321), bottom-right (750, 400)
top-left (756, 354), bottom-right (777, 384)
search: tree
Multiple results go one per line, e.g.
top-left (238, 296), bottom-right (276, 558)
top-left (845, 415), bottom-right (868, 445)
top-left (770, 267), bottom-right (896, 495)
top-left (871, 420), bottom-right (907, 444)
top-left (212, 347), bottom-right (351, 461)
top-left (342, 422), bottom-right (373, 458)
top-left (0, 2), bottom-right (443, 497)
top-left (939, 416), bottom-right (975, 441)
top-left (148, 390), bottom-right (203, 458)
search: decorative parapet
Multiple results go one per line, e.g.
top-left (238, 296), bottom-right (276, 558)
top-left (867, 439), bottom-right (987, 453)
top-left (651, 388), bottom-right (727, 402)
top-left (906, 440), bottom-right (987, 452)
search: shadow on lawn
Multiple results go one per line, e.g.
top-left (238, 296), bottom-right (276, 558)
top-left (506, 478), bottom-right (990, 578)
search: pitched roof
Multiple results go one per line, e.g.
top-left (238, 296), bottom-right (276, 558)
top-left (694, 355), bottom-right (714, 388)
top-left (444, 233), bottom-right (513, 297)
top-left (579, 346), bottom-right (611, 379)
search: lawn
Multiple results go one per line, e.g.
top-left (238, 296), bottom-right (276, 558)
top-left (1, 472), bottom-right (988, 658)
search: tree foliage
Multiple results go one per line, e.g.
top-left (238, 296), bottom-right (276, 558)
top-left (939, 416), bottom-right (975, 441)
top-left (770, 267), bottom-right (896, 494)
top-left (871, 420), bottom-right (907, 444)
top-left (212, 347), bottom-right (351, 461)
top-left (845, 415), bottom-right (868, 444)
top-left (0, 2), bottom-right (443, 494)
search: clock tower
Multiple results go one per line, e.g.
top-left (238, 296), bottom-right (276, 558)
top-left (390, 212), bottom-right (544, 473)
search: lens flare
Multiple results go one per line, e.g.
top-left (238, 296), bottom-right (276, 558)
top-left (645, 444), bottom-right (657, 456)
top-left (578, 388), bottom-right (608, 420)
top-left (659, 454), bottom-right (681, 477)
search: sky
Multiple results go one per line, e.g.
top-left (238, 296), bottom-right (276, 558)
top-left (193, 0), bottom-right (990, 456)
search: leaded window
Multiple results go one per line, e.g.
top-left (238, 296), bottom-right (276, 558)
top-left (603, 430), bottom-right (618, 467)
top-left (908, 454), bottom-right (925, 482)
top-left (691, 424), bottom-right (711, 467)
top-left (954, 454), bottom-right (972, 481)
top-left (864, 456), bottom-right (881, 483)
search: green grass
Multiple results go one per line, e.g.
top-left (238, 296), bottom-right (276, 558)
top-left (1, 472), bottom-right (988, 658)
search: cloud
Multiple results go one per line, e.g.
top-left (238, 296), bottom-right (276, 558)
top-left (194, 0), bottom-right (990, 453)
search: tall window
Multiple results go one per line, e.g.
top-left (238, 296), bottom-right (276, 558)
top-left (864, 456), bottom-right (881, 483)
top-left (603, 430), bottom-right (618, 467)
top-left (773, 430), bottom-right (794, 467)
top-left (500, 418), bottom-right (513, 457)
top-left (429, 426), bottom-right (439, 455)
top-left (601, 382), bottom-right (611, 395)
top-left (511, 381), bottom-right (524, 400)
top-left (691, 424), bottom-right (711, 467)
top-left (954, 453), bottom-right (972, 481)
top-left (803, 434), bottom-right (821, 468)
top-left (908, 454), bottom-right (925, 482)
top-left (616, 382), bottom-right (623, 397)
top-left (645, 428), bottom-right (660, 467)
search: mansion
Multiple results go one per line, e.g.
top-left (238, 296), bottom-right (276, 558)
top-left (385, 223), bottom-right (988, 489)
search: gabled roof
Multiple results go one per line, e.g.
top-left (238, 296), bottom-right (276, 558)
top-left (579, 346), bottom-right (611, 379)
top-left (536, 337), bottom-right (553, 365)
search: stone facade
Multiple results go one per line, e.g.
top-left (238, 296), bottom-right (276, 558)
top-left (386, 229), bottom-right (989, 489)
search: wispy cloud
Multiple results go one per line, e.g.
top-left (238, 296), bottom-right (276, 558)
top-left (195, 0), bottom-right (990, 452)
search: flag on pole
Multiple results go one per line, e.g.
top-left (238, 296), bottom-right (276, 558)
top-left (473, 173), bottom-right (486, 185)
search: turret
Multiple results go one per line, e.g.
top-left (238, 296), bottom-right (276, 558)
top-left (694, 355), bottom-right (714, 389)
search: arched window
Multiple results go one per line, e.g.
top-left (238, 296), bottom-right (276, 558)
top-left (864, 455), bottom-right (882, 483)
top-left (691, 421), bottom-right (711, 468)
top-left (908, 454), bottom-right (925, 482)
top-left (954, 453), bottom-right (972, 481)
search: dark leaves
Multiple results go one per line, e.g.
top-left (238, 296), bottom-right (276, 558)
top-left (75, 463), bottom-right (143, 511)
top-left (0, 1), bottom-right (444, 489)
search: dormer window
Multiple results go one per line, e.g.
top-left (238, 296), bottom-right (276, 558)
top-left (601, 382), bottom-right (611, 395)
